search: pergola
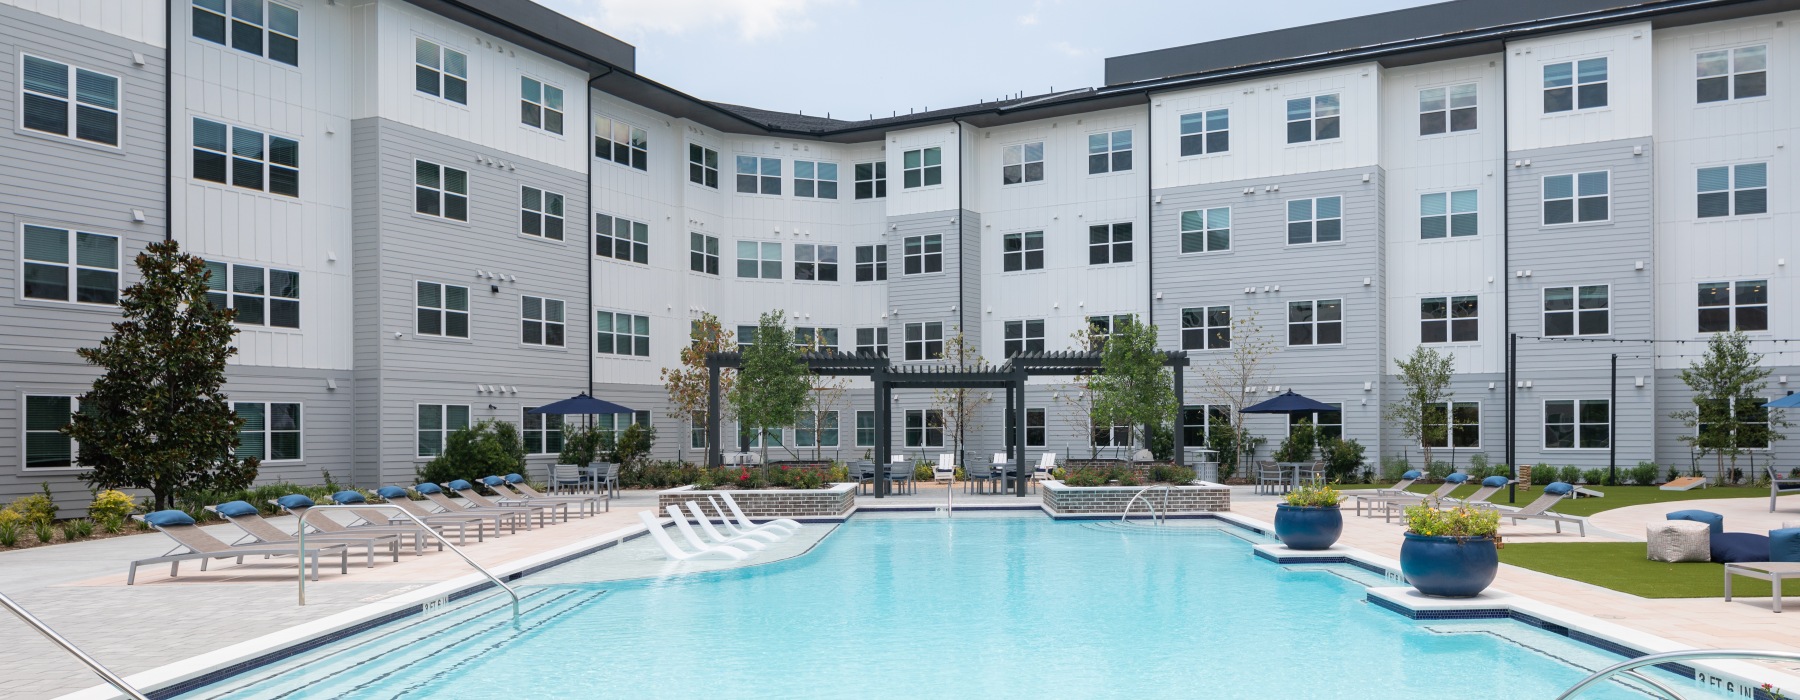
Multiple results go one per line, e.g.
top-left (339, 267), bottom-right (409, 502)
top-left (704, 349), bottom-right (1190, 497)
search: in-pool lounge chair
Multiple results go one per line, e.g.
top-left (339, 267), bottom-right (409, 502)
top-left (412, 483), bottom-right (528, 533)
top-left (708, 496), bottom-right (792, 541)
top-left (684, 502), bottom-right (769, 551)
top-left (1501, 482), bottom-right (1587, 536)
top-left (491, 474), bottom-right (605, 515)
top-left (269, 494), bottom-right (437, 554)
top-left (129, 510), bottom-right (348, 585)
top-left (370, 487), bottom-right (498, 540)
top-left (637, 510), bottom-right (747, 561)
top-left (665, 505), bottom-right (754, 560)
top-left (445, 479), bottom-right (566, 525)
top-left (207, 501), bottom-right (401, 567)
top-left (720, 492), bottom-right (803, 533)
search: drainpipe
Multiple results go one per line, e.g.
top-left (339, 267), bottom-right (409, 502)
top-left (587, 67), bottom-right (612, 425)
top-left (1145, 93), bottom-right (1159, 456)
top-left (1501, 50), bottom-right (1515, 504)
top-left (164, 0), bottom-right (173, 242)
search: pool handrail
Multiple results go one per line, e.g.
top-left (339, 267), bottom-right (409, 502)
top-left (1, 589), bottom-right (149, 700)
top-left (1121, 485), bottom-right (1173, 526)
top-left (1554, 648), bottom-right (1800, 700)
top-left (296, 503), bottom-right (520, 624)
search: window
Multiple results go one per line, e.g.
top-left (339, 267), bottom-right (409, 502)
top-left (1286, 94), bottom-right (1340, 144)
top-left (736, 325), bottom-right (758, 350)
top-left (855, 327), bottom-right (888, 356)
top-left (1179, 109), bottom-right (1228, 156)
top-left (1697, 396), bottom-right (1772, 449)
top-left (1180, 405), bottom-right (1231, 448)
top-left (1181, 306), bottom-right (1231, 350)
top-left (21, 225), bottom-right (118, 305)
top-left (521, 296), bottom-right (565, 347)
top-left (904, 409), bottom-right (945, 448)
top-left (1004, 319), bottom-right (1045, 357)
top-left (855, 161), bottom-right (887, 199)
top-left (594, 116), bottom-right (647, 170)
top-left (690, 233), bottom-right (720, 275)
top-left (519, 77), bottom-right (563, 134)
top-left (1420, 296), bottom-right (1478, 343)
top-left (688, 144), bottom-right (719, 188)
top-left (1088, 223), bottom-right (1133, 265)
top-left (192, 0), bottom-right (298, 66)
top-left (194, 118), bottom-right (300, 197)
top-left (1698, 280), bottom-right (1768, 333)
top-left (904, 322), bottom-right (944, 361)
top-left (794, 160), bottom-right (838, 199)
top-left (796, 411), bottom-right (839, 447)
top-left (736, 241), bottom-right (782, 279)
top-left (1421, 190), bottom-right (1477, 239)
top-left (595, 214), bottom-right (648, 264)
top-left (1286, 197), bottom-right (1342, 244)
top-left (690, 411), bottom-right (707, 449)
top-left (1086, 314), bottom-right (1134, 349)
top-left (602, 411), bottom-right (654, 444)
top-left (1289, 404), bottom-right (1344, 442)
top-left (1180, 208), bottom-right (1230, 253)
top-left (854, 245), bottom-right (887, 281)
top-left (1697, 45), bottom-right (1765, 103)
top-left (1697, 163), bottom-right (1767, 218)
top-left (1287, 300), bottom-right (1342, 346)
top-left (1544, 58), bottom-right (1607, 113)
top-left (1419, 83), bottom-right (1477, 135)
top-left (203, 261), bottom-right (299, 327)
top-left (1421, 402), bottom-right (1479, 448)
top-left (856, 411), bottom-right (877, 447)
top-left (235, 402), bottom-right (301, 461)
top-left (414, 38), bottom-right (467, 104)
top-left (903, 147), bottom-right (942, 188)
top-left (1002, 142), bottom-right (1045, 185)
top-left (1092, 421), bottom-right (1131, 448)
top-left (521, 408), bottom-right (564, 455)
top-left (1542, 172), bottom-right (1608, 225)
top-left (902, 235), bottom-right (943, 275)
top-left (1005, 407), bottom-right (1047, 449)
top-left (1543, 286), bottom-right (1609, 337)
top-left (414, 160), bottom-right (467, 220)
top-left (416, 404), bottom-right (470, 457)
top-left (735, 156), bottom-right (781, 195)
top-left (415, 281), bottom-right (469, 338)
top-left (1544, 399), bottom-right (1609, 449)
top-left (519, 186), bottom-right (564, 240)
top-left (20, 55), bottom-right (120, 146)
top-left (595, 311), bottom-right (649, 357)
top-left (1088, 130), bottom-right (1132, 174)
top-left (1002, 231), bottom-right (1044, 272)
top-left (24, 396), bottom-right (78, 469)
top-left (794, 327), bottom-right (838, 351)
top-left (794, 244), bottom-right (838, 281)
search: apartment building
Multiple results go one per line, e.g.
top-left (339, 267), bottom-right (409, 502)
top-left (2, 0), bottom-right (1796, 504)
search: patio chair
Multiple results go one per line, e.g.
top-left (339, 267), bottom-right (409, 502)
top-left (888, 464), bottom-right (916, 495)
top-left (490, 475), bottom-right (604, 516)
top-left (1500, 482), bottom-right (1586, 536)
top-left (446, 479), bottom-right (565, 526)
top-left (592, 462), bottom-right (621, 498)
top-left (1033, 453), bottom-right (1057, 483)
top-left (719, 492), bottom-right (802, 532)
top-left (637, 510), bottom-right (747, 562)
top-left (683, 502), bottom-right (769, 550)
top-left (850, 461), bottom-right (877, 495)
top-left (128, 510), bottom-right (348, 585)
top-left (354, 488), bottom-right (487, 543)
top-left (1769, 465), bottom-right (1800, 513)
top-left (206, 501), bottom-right (400, 568)
top-left (934, 454), bottom-right (957, 485)
top-left (548, 464), bottom-right (588, 494)
top-left (709, 496), bottom-right (793, 540)
top-left (1255, 463), bottom-right (1288, 495)
top-left (964, 460), bottom-right (995, 494)
top-left (377, 486), bottom-right (519, 536)
top-left (270, 494), bottom-right (438, 553)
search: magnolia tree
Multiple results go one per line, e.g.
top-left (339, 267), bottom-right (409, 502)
top-left (1671, 330), bottom-right (1789, 483)
top-left (660, 312), bottom-right (735, 459)
top-left (1384, 346), bottom-right (1455, 471)
top-left (729, 311), bottom-right (808, 463)
top-left (68, 240), bottom-right (258, 510)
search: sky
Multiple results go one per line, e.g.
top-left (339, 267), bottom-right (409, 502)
top-left (537, 0), bottom-right (1445, 119)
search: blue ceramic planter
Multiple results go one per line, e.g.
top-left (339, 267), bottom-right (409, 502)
top-left (1399, 533), bottom-right (1498, 598)
top-left (1274, 504), bottom-right (1343, 550)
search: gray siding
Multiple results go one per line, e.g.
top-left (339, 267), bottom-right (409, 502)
top-left (886, 210), bottom-right (964, 358)
top-left (223, 366), bottom-right (356, 485)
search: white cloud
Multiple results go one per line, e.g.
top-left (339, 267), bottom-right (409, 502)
top-left (561, 0), bottom-right (838, 42)
top-left (1050, 41), bottom-right (1088, 58)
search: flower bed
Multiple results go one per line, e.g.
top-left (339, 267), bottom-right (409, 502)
top-left (1040, 480), bottom-right (1230, 516)
top-left (658, 482), bottom-right (856, 519)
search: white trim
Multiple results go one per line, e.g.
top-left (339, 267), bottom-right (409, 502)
top-left (413, 158), bottom-right (470, 222)
top-left (414, 403), bottom-right (473, 459)
top-left (732, 154), bottom-right (783, 197)
top-left (1540, 398), bottom-right (1611, 451)
top-left (900, 145), bottom-right (944, 191)
top-left (413, 279), bottom-right (471, 339)
top-left (20, 393), bottom-right (84, 472)
top-left (1539, 170), bottom-right (1612, 227)
top-left (519, 295), bottom-right (568, 348)
top-left (231, 400), bottom-right (304, 463)
top-left (517, 184), bottom-right (567, 243)
top-left (16, 52), bottom-right (124, 150)
top-left (1541, 283), bottom-right (1612, 338)
top-left (413, 36), bottom-right (469, 107)
top-left (517, 73), bottom-right (566, 137)
top-left (1282, 195), bottom-right (1345, 246)
top-left (16, 222), bottom-right (121, 308)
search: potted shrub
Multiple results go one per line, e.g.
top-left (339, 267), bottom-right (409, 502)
top-left (1399, 501), bottom-right (1501, 598)
top-left (1275, 482), bottom-right (1343, 550)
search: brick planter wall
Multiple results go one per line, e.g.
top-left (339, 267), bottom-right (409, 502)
top-left (659, 483), bottom-right (856, 519)
top-left (1041, 480), bottom-right (1231, 515)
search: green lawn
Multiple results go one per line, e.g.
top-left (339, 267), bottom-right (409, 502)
top-left (1499, 542), bottom-right (1800, 598)
top-left (1334, 483), bottom-right (1777, 516)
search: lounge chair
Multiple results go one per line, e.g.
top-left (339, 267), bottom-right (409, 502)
top-left (413, 483), bottom-right (527, 532)
top-left (934, 454), bottom-right (957, 484)
top-left (1032, 453), bottom-right (1057, 485)
top-left (1353, 474), bottom-right (1465, 518)
top-left (1446, 476), bottom-right (1511, 510)
top-left (708, 496), bottom-right (792, 540)
top-left (665, 505), bottom-right (754, 559)
top-left (270, 494), bottom-right (438, 554)
top-left (496, 474), bottom-right (606, 514)
top-left (1501, 482), bottom-right (1587, 536)
top-left (684, 502), bottom-right (769, 550)
top-left (720, 491), bottom-right (803, 533)
top-left (1769, 465), bottom-right (1800, 513)
top-left (1376, 470), bottom-right (1424, 496)
top-left (206, 501), bottom-right (401, 568)
top-left (446, 479), bottom-right (566, 525)
top-left (128, 510), bottom-right (348, 585)
top-left (370, 487), bottom-right (498, 539)
top-left (637, 510), bottom-right (747, 561)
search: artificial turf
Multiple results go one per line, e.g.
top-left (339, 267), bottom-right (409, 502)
top-left (1333, 483), bottom-right (1781, 517)
top-left (1498, 542), bottom-right (1800, 599)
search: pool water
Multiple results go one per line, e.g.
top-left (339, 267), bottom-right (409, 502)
top-left (187, 516), bottom-right (1709, 699)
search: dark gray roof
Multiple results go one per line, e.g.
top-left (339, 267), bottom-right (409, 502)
top-left (409, 0), bottom-right (635, 73)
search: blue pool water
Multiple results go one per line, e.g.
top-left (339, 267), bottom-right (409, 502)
top-left (187, 516), bottom-right (1713, 699)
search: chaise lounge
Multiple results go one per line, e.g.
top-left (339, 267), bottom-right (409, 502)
top-left (1501, 482), bottom-right (1586, 536)
top-left (129, 510), bottom-right (348, 585)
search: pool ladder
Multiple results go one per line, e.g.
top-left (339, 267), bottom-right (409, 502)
top-left (1121, 485), bottom-right (1173, 526)
top-left (1, 590), bottom-right (148, 699)
top-left (1556, 648), bottom-right (1800, 699)
top-left (297, 504), bottom-right (521, 625)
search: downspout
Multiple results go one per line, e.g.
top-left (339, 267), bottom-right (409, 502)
top-left (1144, 93), bottom-right (1157, 454)
top-left (954, 119), bottom-right (966, 335)
top-left (587, 67), bottom-right (614, 414)
top-left (164, 0), bottom-right (173, 242)
top-left (1500, 49), bottom-right (1515, 503)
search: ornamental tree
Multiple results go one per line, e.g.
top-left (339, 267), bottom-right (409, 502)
top-left (729, 310), bottom-right (809, 463)
top-left (1384, 346), bottom-right (1456, 473)
top-left (67, 240), bottom-right (257, 510)
top-left (1671, 330), bottom-right (1788, 482)
top-left (660, 312), bottom-right (735, 458)
top-left (1089, 317), bottom-right (1176, 451)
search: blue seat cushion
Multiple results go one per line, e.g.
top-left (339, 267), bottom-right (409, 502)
top-left (504, 473), bottom-right (525, 484)
top-left (1667, 510), bottom-right (1724, 537)
top-left (1544, 482), bottom-right (1574, 496)
top-left (1481, 476), bottom-right (1510, 488)
top-left (1771, 528), bottom-right (1800, 563)
top-left (414, 483), bottom-right (444, 495)
top-left (1401, 470), bottom-right (1423, 480)
top-left (1445, 472), bottom-right (1469, 484)
top-left (482, 476), bottom-right (505, 487)
top-left (144, 510), bottom-right (195, 528)
top-left (1712, 532), bottom-right (1771, 564)
top-left (275, 494), bottom-right (315, 510)
top-left (214, 501), bottom-right (260, 518)
top-left (446, 479), bottom-right (473, 491)
top-left (375, 486), bottom-right (410, 500)
top-left (332, 490), bottom-right (368, 504)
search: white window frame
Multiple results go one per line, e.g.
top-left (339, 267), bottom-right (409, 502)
top-left (1420, 401), bottom-right (1480, 449)
top-left (736, 240), bottom-right (782, 279)
top-left (902, 147), bottom-right (943, 189)
top-left (1179, 207), bottom-right (1230, 254)
top-left (595, 310), bottom-right (649, 357)
top-left (1288, 403), bottom-right (1345, 443)
top-left (1003, 319), bottom-right (1045, 357)
top-left (1002, 230), bottom-right (1044, 272)
top-left (1420, 295), bottom-right (1478, 344)
top-left (1181, 404), bottom-right (1231, 448)
top-left (1696, 163), bottom-right (1767, 219)
top-left (594, 115), bottom-right (647, 171)
top-left (19, 224), bottom-right (119, 306)
top-left (1541, 171), bottom-right (1609, 226)
top-left (796, 410), bottom-right (840, 448)
top-left (904, 322), bottom-right (944, 362)
top-left (1285, 93), bottom-right (1340, 144)
top-left (1543, 399), bottom-right (1610, 450)
top-left (414, 159), bottom-right (468, 221)
top-left (688, 144), bottom-right (719, 188)
top-left (22, 394), bottom-right (82, 471)
top-left (1285, 196), bottom-right (1343, 245)
top-left (854, 161), bottom-right (887, 199)
top-left (519, 186), bottom-right (565, 241)
top-left (193, 117), bottom-right (300, 197)
top-left (416, 403), bottom-right (471, 458)
top-left (519, 75), bottom-right (564, 135)
top-left (902, 234), bottom-right (943, 275)
top-left (203, 260), bottom-right (300, 329)
top-left (1696, 44), bottom-right (1767, 104)
top-left (18, 54), bottom-right (121, 147)
top-left (1087, 129), bottom-right (1132, 174)
top-left (1178, 108), bottom-right (1229, 156)
top-left (1286, 299), bottom-right (1343, 347)
top-left (1696, 396), bottom-right (1773, 450)
top-left (794, 244), bottom-right (839, 282)
top-left (521, 407), bottom-right (564, 455)
top-left (855, 327), bottom-right (887, 357)
top-left (1542, 57), bottom-right (1608, 114)
top-left (854, 245), bottom-right (886, 282)
top-left (1005, 405), bottom-right (1048, 449)
top-left (735, 155), bottom-right (782, 195)
top-left (1697, 280), bottom-right (1769, 334)
top-left (1086, 314), bottom-right (1135, 350)
top-left (191, 0), bottom-right (300, 67)
top-left (1418, 83), bottom-right (1477, 136)
top-left (1542, 285), bottom-right (1610, 337)
top-left (794, 327), bottom-right (838, 352)
top-left (415, 280), bottom-right (469, 338)
top-left (1002, 141), bottom-right (1045, 185)
top-left (520, 295), bottom-right (566, 348)
top-left (689, 232), bottom-right (719, 275)
top-left (595, 213), bottom-right (648, 264)
top-left (904, 409), bottom-right (945, 448)
top-left (1087, 222), bottom-right (1134, 265)
top-left (793, 160), bottom-right (839, 199)
top-left (1420, 190), bottom-right (1478, 239)
top-left (1180, 305), bottom-right (1231, 351)
top-left (734, 420), bottom-right (782, 449)
top-left (234, 401), bottom-right (303, 462)
top-left (413, 38), bottom-right (467, 105)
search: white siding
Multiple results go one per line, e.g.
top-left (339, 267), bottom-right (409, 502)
top-left (885, 123), bottom-right (963, 217)
top-left (1151, 62), bottom-right (1382, 189)
top-left (1506, 23), bottom-right (1655, 152)
top-left (0, 0), bottom-right (165, 47)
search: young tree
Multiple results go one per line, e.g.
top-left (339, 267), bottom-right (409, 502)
top-left (1059, 325), bottom-right (1109, 460)
top-left (1384, 346), bottom-right (1456, 472)
top-left (797, 334), bottom-right (848, 462)
top-left (67, 240), bottom-right (258, 510)
top-left (1089, 317), bottom-right (1176, 451)
top-left (1197, 311), bottom-right (1276, 472)
top-left (1671, 330), bottom-right (1788, 483)
top-left (930, 332), bottom-right (992, 462)
top-left (729, 310), bottom-right (809, 463)
top-left (660, 312), bottom-right (735, 459)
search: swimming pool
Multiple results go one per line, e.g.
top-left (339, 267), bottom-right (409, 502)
top-left (184, 516), bottom-right (1717, 699)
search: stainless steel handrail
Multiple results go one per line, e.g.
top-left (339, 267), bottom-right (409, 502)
top-left (1120, 485), bottom-right (1173, 526)
top-left (1556, 649), bottom-right (1800, 700)
top-left (296, 504), bottom-right (520, 624)
top-left (1, 590), bottom-right (149, 700)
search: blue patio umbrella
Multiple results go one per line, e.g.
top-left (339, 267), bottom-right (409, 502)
top-left (1241, 390), bottom-right (1339, 415)
top-left (1763, 393), bottom-right (1800, 409)
top-left (527, 393), bottom-right (634, 416)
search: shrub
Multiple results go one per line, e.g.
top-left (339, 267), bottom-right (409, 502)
top-left (1668, 464), bottom-right (1685, 483)
top-left (1273, 420), bottom-right (1318, 462)
top-left (33, 521), bottom-right (56, 544)
top-left (1580, 468), bottom-right (1604, 485)
top-left (1062, 465), bottom-right (1139, 487)
top-left (1404, 503), bottom-right (1500, 538)
top-left (1148, 464), bottom-right (1196, 484)
top-left (1381, 456), bottom-right (1411, 482)
top-left (99, 515), bottom-right (125, 534)
top-left (0, 521), bottom-right (17, 547)
top-left (1425, 460), bottom-right (1454, 482)
top-left (7, 485), bottom-right (59, 527)
top-left (1630, 462), bottom-right (1659, 486)
top-left (558, 425), bottom-right (610, 467)
top-left (1283, 482), bottom-right (1340, 507)
top-left (418, 420), bottom-right (526, 486)
top-left (1319, 438), bottom-right (1366, 483)
top-left (913, 462), bottom-right (934, 481)
top-left (61, 519), bottom-right (94, 541)
top-left (0, 510), bottom-right (21, 529)
top-left (1552, 465), bottom-right (1580, 485)
top-left (1468, 453), bottom-right (1491, 477)
top-left (613, 422), bottom-right (656, 469)
top-left (87, 490), bottom-right (136, 523)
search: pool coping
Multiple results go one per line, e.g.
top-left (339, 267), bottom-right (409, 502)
top-left (64, 509), bottom-right (1799, 700)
